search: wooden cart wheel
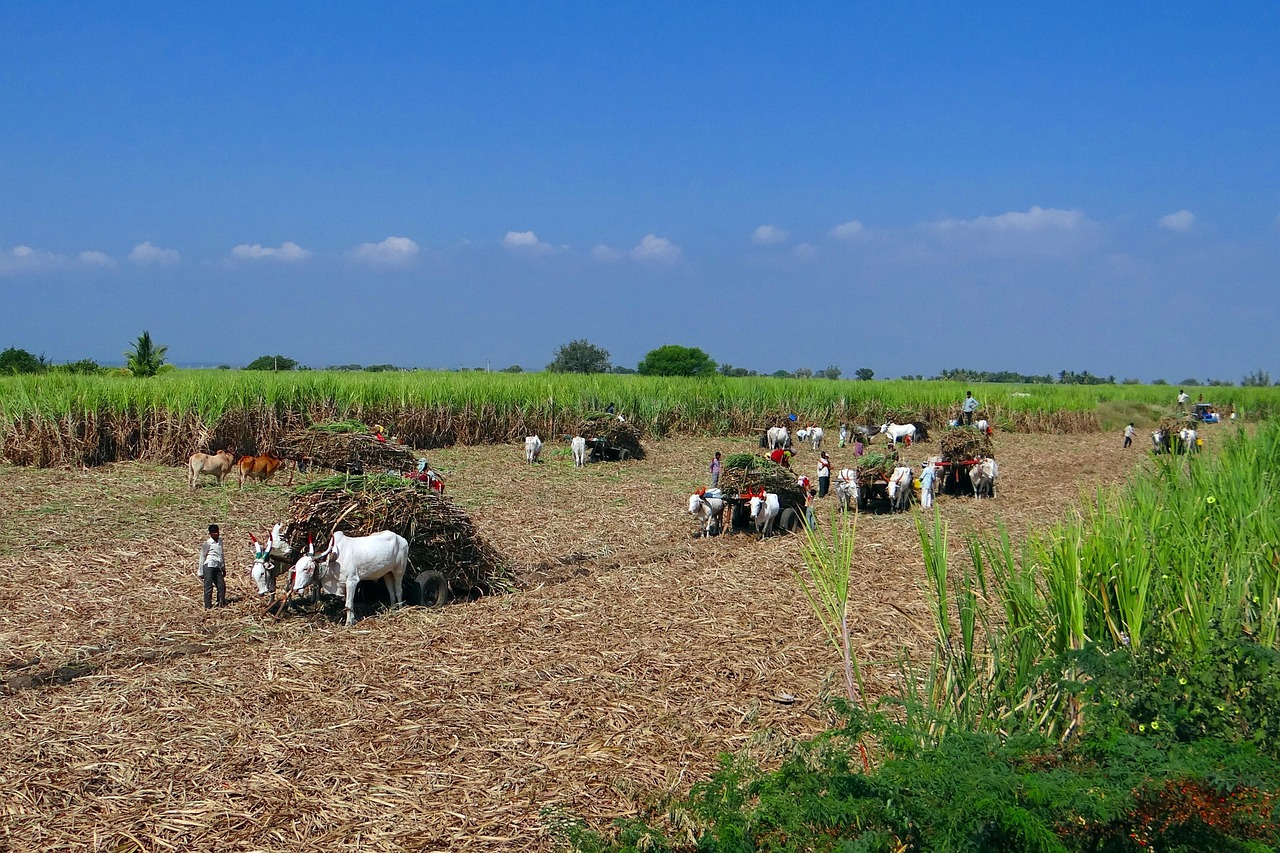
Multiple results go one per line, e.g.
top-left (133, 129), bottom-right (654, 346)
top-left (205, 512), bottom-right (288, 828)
top-left (617, 448), bottom-right (630, 461)
top-left (778, 507), bottom-right (800, 533)
top-left (412, 571), bottom-right (451, 608)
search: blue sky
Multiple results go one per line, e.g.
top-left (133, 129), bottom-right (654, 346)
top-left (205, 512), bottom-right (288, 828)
top-left (2, 2), bottom-right (1277, 380)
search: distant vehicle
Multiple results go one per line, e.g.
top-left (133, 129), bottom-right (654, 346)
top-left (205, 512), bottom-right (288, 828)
top-left (1191, 403), bottom-right (1220, 424)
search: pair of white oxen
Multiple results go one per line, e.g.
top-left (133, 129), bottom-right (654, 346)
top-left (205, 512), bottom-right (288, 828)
top-left (249, 524), bottom-right (411, 626)
top-left (687, 489), bottom-right (782, 538)
top-left (524, 434), bottom-right (592, 467)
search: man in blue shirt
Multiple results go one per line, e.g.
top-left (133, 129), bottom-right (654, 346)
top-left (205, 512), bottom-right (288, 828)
top-left (962, 391), bottom-right (979, 426)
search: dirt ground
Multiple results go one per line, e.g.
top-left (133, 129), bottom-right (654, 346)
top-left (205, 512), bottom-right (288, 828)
top-left (0, 431), bottom-right (1142, 851)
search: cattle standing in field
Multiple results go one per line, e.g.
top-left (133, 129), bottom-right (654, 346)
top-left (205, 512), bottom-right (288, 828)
top-left (766, 426), bottom-right (791, 450)
top-left (748, 492), bottom-right (781, 537)
top-left (571, 436), bottom-right (588, 467)
top-left (969, 458), bottom-right (998, 498)
top-left (524, 435), bottom-right (543, 463)
top-left (688, 490), bottom-right (726, 537)
top-left (237, 452), bottom-right (291, 489)
top-left (188, 449), bottom-right (235, 489)
top-left (835, 469), bottom-right (859, 511)
top-left (291, 530), bottom-right (410, 626)
top-left (887, 466), bottom-right (915, 512)
top-left (879, 422), bottom-right (928, 446)
top-left (808, 426), bottom-right (824, 450)
top-left (248, 524), bottom-right (294, 596)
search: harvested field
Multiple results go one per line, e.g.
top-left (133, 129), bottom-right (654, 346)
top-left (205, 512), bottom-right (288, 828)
top-left (0, 431), bottom-right (1148, 851)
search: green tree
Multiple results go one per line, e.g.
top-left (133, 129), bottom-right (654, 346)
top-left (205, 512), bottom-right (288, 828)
top-left (0, 347), bottom-right (43, 374)
top-left (854, 367), bottom-right (875, 381)
top-left (1242, 369), bottom-right (1271, 387)
top-left (243, 354), bottom-right (299, 371)
top-left (547, 339), bottom-right (611, 373)
top-left (793, 367), bottom-right (814, 379)
top-left (820, 365), bottom-right (842, 380)
top-left (500, 364), bottom-right (523, 373)
top-left (637, 344), bottom-right (716, 377)
top-left (124, 331), bottom-right (168, 377)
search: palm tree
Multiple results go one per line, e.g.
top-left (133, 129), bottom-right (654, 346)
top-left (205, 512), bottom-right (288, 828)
top-left (124, 331), bottom-right (169, 377)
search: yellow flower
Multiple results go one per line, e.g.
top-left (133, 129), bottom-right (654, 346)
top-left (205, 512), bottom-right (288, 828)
top-left (1206, 495), bottom-right (1217, 505)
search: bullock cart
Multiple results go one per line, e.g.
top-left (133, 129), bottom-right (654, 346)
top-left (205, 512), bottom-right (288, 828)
top-left (576, 414), bottom-right (646, 462)
top-left (717, 454), bottom-right (806, 534)
top-left (278, 474), bottom-right (513, 620)
top-left (936, 427), bottom-right (996, 497)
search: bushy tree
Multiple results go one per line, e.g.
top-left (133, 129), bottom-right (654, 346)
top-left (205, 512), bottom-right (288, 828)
top-left (124, 331), bottom-right (168, 377)
top-left (0, 347), bottom-right (44, 374)
top-left (56, 358), bottom-right (101, 374)
top-left (500, 364), bottom-right (523, 373)
top-left (243, 354), bottom-right (299, 371)
top-left (793, 367), bottom-right (814, 379)
top-left (547, 339), bottom-right (611, 373)
top-left (770, 369), bottom-right (791, 379)
top-left (820, 365), bottom-right (842, 380)
top-left (637, 345), bottom-right (716, 377)
top-left (1242, 369), bottom-right (1271, 387)
top-left (854, 367), bottom-right (875, 381)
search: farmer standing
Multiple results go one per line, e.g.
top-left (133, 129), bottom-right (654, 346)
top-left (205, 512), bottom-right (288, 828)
top-left (709, 451), bottom-right (722, 488)
top-left (1177, 390), bottom-right (1189, 411)
top-left (962, 391), bottom-right (979, 426)
top-left (817, 451), bottom-right (831, 498)
top-left (838, 423), bottom-right (849, 448)
top-left (1123, 423), bottom-right (1135, 449)
top-left (198, 524), bottom-right (226, 609)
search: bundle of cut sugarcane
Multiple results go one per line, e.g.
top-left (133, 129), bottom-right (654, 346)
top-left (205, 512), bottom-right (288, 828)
top-left (283, 474), bottom-right (513, 596)
top-left (1159, 414), bottom-right (1192, 433)
top-left (276, 423), bottom-right (416, 474)
top-left (719, 454), bottom-right (806, 509)
top-left (575, 413), bottom-right (646, 460)
top-left (938, 427), bottom-right (994, 463)
top-left (855, 450), bottom-right (897, 487)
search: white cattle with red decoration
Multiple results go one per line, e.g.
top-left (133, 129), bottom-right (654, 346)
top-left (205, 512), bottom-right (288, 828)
top-left (291, 529), bottom-right (410, 626)
top-left (687, 488), bottom-right (726, 537)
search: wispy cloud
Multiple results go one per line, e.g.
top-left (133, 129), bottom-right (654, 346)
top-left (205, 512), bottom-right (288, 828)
top-left (502, 230), bottom-right (564, 254)
top-left (1158, 210), bottom-right (1195, 233)
top-left (78, 250), bottom-right (116, 267)
top-left (591, 244), bottom-right (623, 262)
top-left (928, 206), bottom-right (1099, 256)
top-left (230, 241), bottom-right (312, 261)
top-left (129, 241), bottom-right (181, 266)
top-left (630, 234), bottom-right (682, 263)
top-left (830, 220), bottom-right (864, 240)
top-left (752, 225), bottom-right (789, 246)
top-left (348, 236), bottom-right (419, 267)
top-left (793, 243), bottom-right (817, 259)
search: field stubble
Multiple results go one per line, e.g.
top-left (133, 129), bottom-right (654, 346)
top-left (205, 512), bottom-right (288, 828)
top-left (0, 431), bottom-right (1140, 851)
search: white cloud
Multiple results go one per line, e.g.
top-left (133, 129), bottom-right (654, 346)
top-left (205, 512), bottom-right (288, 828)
top-left (230, 241), bottom-right (312, 261)
top-left (830, 220), bottom-right (864, 240)
top-left (752, 225), bottom-right (789, 246)
top-left (629, 234), bottom-right (682, 263)
top-left (793, 242), bottom-right (818, 259)
top-left (591, 244), bottom-right (623, 262)
top-left (129, 241), bottom-right (181, 266)
top-left (1158, 210), bottom-right (1195, 233)
top-left (348, 236), bottom-right (420, 267)
top-left (927, 206), bottom-right (1099, 257)
top-left (0, 245), bottom-right (61, 275)
top-left (501, 230), bottom-right (563, 254)
top-left (934, 206), bottom-right (1088, 233)
top-left (78, 250), bottom-right (116, 267)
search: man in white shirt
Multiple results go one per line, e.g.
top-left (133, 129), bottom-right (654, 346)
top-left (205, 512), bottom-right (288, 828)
top-left (198, 524), bottom-right (226, 609)
top-left (1123, 423), bottom-right (1135, 449)
top-left (1177, 390), bottom-right (1189, 411)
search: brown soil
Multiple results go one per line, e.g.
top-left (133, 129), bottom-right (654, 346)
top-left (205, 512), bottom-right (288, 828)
top-left (0, 431), bottom-right (1140, 851)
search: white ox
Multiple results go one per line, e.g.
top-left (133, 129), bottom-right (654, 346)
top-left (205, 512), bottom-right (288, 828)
top-left (571, 435), bottom-right (588, 467)
top-left (766, 426), bottom-right (791, 450)
top-left (969, 458), bottom-right (998, 498)
top-left (291, 530), bottom-right (410, 626)
top-left (834, 468), bottom-right (860, 511)
top-left (748, 492), bottom-right (781, 537)
top-left (887, 466), bottom-right (915, 512)
top-left (188, 449), bottom-right (235, 489)
top-left (687, 490), bottom-right (726, 537)
top-left (796, 426), bottom-right (824, 450)
top-left (879, 422), bottom-right (919, 446)
top-left (249, 523), bottom-right (295, 596)
top-left (524, 435), bottom-right (543, 463)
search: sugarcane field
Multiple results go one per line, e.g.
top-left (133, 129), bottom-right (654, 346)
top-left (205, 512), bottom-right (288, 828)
top-left (1, 422), bottom-right (1144, 852)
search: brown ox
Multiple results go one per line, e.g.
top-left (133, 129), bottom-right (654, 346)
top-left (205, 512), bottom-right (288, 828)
top-left (237, 453), bottom-right (293, 489)
top-left (188, 449), bottom-right (236, 489)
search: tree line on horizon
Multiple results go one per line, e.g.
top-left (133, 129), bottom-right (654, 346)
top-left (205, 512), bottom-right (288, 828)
top-left (0, 335), bottom-right (1273, 388)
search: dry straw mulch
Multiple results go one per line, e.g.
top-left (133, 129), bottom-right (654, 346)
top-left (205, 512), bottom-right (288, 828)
top-left (283, 475), bottom-right (513, 596)
top-left (719, 454), bottom-right (806, 510)
top-left (0, 432), bottom-right (1144, 851)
